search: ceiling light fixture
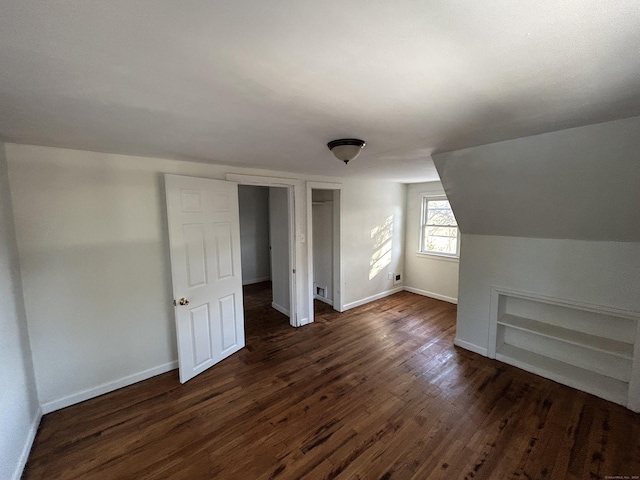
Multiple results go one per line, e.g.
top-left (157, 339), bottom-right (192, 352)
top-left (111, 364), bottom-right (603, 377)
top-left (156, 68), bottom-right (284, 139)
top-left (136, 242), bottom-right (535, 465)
top-left (327, 138), bottom-right (366, 164)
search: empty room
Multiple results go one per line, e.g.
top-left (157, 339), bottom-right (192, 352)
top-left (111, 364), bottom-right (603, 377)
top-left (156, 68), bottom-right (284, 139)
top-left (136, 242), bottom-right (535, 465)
top-left (1, 1), bottom-right (639, 479)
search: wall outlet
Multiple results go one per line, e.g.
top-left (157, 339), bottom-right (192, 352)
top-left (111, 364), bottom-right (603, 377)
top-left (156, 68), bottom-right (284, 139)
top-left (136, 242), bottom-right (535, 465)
top-left (388, 272), bottom-right (393, 280)
top-left (393, 273), bottom-right (403, 285)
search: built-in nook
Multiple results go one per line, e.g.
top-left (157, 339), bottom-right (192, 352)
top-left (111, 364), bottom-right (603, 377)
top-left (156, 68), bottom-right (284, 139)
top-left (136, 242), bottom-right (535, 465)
top-left (489, 287), bottom-right (640, 411)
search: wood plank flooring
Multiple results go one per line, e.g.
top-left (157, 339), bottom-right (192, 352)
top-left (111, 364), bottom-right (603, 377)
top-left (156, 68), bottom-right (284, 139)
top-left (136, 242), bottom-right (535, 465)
top-left (24, 283), bottom-right (640, 479)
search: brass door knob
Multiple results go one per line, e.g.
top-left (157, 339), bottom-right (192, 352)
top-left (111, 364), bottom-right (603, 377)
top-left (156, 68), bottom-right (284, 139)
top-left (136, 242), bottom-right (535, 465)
top-left (178, 297), bottom-right (190, 306)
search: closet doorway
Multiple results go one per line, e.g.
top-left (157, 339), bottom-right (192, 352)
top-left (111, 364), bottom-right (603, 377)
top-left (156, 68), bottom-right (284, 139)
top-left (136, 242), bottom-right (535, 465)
top-left (238, 185), bottom-right (293, 325)
top-left (307, 182), bottom-right (342, 322)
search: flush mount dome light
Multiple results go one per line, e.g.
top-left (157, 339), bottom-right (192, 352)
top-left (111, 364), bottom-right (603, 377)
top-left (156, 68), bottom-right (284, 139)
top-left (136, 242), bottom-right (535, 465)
top-left (327, 138), bottom-right (366, 164)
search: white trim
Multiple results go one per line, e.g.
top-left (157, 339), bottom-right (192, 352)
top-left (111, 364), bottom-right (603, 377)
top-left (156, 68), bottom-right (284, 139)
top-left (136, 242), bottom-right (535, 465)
top-left (454, 338), bottom-right (489, 357)
top-left (419, 194), bottom-right (460, 258)
top-left (225, 173), bottom-right (297, 187)
top-left (227, 173), bottom-right (298, 328)
top-left (342, 287), bottom-right (404, 311)
top-left (41, 361), bottom-right (178, 414)
top-left (404, 286), bottom-right (458, 304)
top-left (415, 252), bottom-right (460, 263)
top-left (314, 294), bottom-right (333, 306)
top-left (489, 286), bottom-right (640, 320)
top-left (242, 276), bottom-right (271, 286)
top-left (306, 182), bottom-right (343, 323)
top-left (12, 407), bottom-right (42, 480)
top-left (629, 322), bottom-right (640, 412)
top-left (271, 302), bottom-right (291, 317)
top-left (298, 317), bottom-right (311, 326)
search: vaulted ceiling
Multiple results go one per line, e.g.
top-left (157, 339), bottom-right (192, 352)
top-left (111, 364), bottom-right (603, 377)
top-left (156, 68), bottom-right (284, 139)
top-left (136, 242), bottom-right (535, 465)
top-left (1, 1), bottom-right (639, 182)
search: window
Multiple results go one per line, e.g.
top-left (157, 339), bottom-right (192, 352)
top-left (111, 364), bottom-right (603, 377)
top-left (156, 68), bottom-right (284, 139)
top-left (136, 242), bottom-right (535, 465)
top-left (419, 196), bottom-right (459, 257)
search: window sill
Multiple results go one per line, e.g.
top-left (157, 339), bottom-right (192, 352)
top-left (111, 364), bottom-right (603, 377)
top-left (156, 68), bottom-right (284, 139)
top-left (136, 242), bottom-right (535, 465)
top-left (416, 251), bottom-right (460, 263)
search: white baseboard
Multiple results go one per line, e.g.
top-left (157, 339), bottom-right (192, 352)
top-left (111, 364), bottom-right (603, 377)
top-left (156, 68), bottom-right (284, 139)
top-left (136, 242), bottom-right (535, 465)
top-left (271, 302), bottom-right (290, 318)
top-left (242, 276), bottom-right (271, 286)
top-left (403, 286), bottom-right (458, 304)
top-left (313, 294), bottom-right (333, 306)
top-left (453, 338), bottom-right (488, 357)
top-left (342, 286), bottom-right (404, 311)
top-left (41, 361), bottom-right (178, 414)
top-left (12, 407), bottom-right (42, 480)
top-left (298, 317), bottom-right (311, 327)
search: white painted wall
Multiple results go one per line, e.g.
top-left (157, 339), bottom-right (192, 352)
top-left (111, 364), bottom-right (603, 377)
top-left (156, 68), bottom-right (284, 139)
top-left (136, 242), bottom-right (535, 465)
top-left (269, 187), bottom-right (290, 315)
top-left (5, 143), bottom-right (408, 412)
top-left (312, 189), bottom-right (333, 303)
top-left (238, 185), bottom-right (271, 285)
top-left (341, 179), bottom-right (406, 309)
top-left (0, 143), bottom-right (40, 480)
top-left (5, 144), bottom-right (311, 410)
top-left (455, 235), bottom-right (640, 356)
top-left (403, 181), bottom-right (459, 304)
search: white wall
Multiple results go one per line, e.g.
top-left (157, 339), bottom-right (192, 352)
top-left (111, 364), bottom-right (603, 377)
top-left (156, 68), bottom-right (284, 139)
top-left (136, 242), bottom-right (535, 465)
top-left (403, 181), bottom-right (459, 303)
top-left (269, 187), bottom-right (290, 315)
top-left (5, 143), bottom-right (408, 411)
top-left (432, 116), bottom-right (640, 357)
top-left (456, 235), bottom-right (640, 355)
top-left (0, 143), bottom-right (40, 480)
top-left (238, 185), bottom-right (271, 285)
top-left (312, 189), bottom-right (333, 303)
top-left (341, 179), bottom-right (406, 309)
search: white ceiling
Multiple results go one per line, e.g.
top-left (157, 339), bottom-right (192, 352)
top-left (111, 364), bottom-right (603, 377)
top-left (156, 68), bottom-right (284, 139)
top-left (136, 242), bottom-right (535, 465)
top-left (1, 1), bottom-right (639, 183)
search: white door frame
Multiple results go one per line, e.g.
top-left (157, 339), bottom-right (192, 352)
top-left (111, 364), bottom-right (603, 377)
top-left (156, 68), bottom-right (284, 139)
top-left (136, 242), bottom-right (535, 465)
top-left (226, 174), bottom-right (299, 327)
top-left (306, 181), bottom-right (343, 324)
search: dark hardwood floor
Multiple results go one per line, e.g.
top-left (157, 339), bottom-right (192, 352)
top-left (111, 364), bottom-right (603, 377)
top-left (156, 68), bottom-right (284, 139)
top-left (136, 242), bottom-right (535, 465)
top-left (24, 283), bottom-right (640, 479)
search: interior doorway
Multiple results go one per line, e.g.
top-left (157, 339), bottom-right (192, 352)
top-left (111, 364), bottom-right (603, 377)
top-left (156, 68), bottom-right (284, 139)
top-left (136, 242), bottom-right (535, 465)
top-left (238, 185), bottom-right (293, 324)
top-left (307, 183), bottom-right (342, 322)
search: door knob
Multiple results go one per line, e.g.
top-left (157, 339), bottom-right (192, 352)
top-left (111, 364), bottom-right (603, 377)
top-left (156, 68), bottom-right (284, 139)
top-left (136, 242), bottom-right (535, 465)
top-left (178, 297), bottom-right (190, 306)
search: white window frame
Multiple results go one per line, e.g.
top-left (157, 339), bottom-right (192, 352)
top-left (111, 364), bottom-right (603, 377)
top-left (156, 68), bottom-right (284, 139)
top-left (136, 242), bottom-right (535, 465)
top-left (418, 194), bottom-right (460, 259)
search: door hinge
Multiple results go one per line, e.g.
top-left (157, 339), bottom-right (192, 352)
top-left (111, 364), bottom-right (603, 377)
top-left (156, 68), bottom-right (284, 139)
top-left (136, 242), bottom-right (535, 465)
top-left (292, 269), bottom-right (296, 274)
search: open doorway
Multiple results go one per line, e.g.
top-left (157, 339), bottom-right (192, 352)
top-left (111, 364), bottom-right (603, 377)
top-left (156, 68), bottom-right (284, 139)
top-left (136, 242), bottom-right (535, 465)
top-left (307, 183), bottom-right (342, 322)
top-left (238, 185), bottom-right (292, 327)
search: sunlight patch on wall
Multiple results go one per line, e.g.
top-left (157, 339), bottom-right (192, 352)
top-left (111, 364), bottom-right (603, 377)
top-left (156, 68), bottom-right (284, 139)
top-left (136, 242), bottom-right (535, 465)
top-left (369, 215), bottom-right (394, 280)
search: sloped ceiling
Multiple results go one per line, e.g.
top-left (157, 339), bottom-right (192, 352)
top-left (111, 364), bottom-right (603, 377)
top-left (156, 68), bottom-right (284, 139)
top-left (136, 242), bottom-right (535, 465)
top-left (1, 1), bottom-right (640, 182)
top-left (433, 116), bottom-right (640, 241)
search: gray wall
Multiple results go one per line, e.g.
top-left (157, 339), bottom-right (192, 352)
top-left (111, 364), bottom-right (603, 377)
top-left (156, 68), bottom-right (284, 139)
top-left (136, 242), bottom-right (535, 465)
top-left (238, 185), bottom-right (271, 285)
top-left (434, 115), bottom-right (640, 241)
top-left (0, 142), bottom-right (39, 480)
top-left (312, 189), bottom-right (334, 303)
top-left (269, 187), bottom-right (290, 315)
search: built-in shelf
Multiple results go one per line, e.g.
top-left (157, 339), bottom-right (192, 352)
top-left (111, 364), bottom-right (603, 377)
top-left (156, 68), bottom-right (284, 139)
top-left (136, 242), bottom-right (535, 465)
top-left (497, 314), bottom-right (634, 359)
top-left (489, 288), bottom-right (640, 412)
top-left (495, 344), bottom-right (629, 407)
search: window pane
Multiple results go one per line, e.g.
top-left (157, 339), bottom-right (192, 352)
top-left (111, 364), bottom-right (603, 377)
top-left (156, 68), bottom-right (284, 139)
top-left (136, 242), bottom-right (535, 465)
top-left (428, 200), bottom-right (449, 209)
top-left (426, 226), bottom-right (457, 239)
top-left (420, 198), bottom-right (459, 256)
top-left (422, 226), bottom-right (458, 254)
top-left (425, 200), bottom-right (457, 227)
top-left (426, 208), bottom-right (456, 226)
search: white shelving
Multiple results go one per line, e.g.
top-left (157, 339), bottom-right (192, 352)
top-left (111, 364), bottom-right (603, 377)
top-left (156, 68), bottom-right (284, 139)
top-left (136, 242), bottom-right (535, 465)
top-left (489, 288), bottom-right (640, 412)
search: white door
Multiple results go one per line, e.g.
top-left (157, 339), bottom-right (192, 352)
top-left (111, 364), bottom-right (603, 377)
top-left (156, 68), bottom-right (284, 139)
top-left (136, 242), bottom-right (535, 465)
top-left (164, 174), bottom-right (245, 383)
